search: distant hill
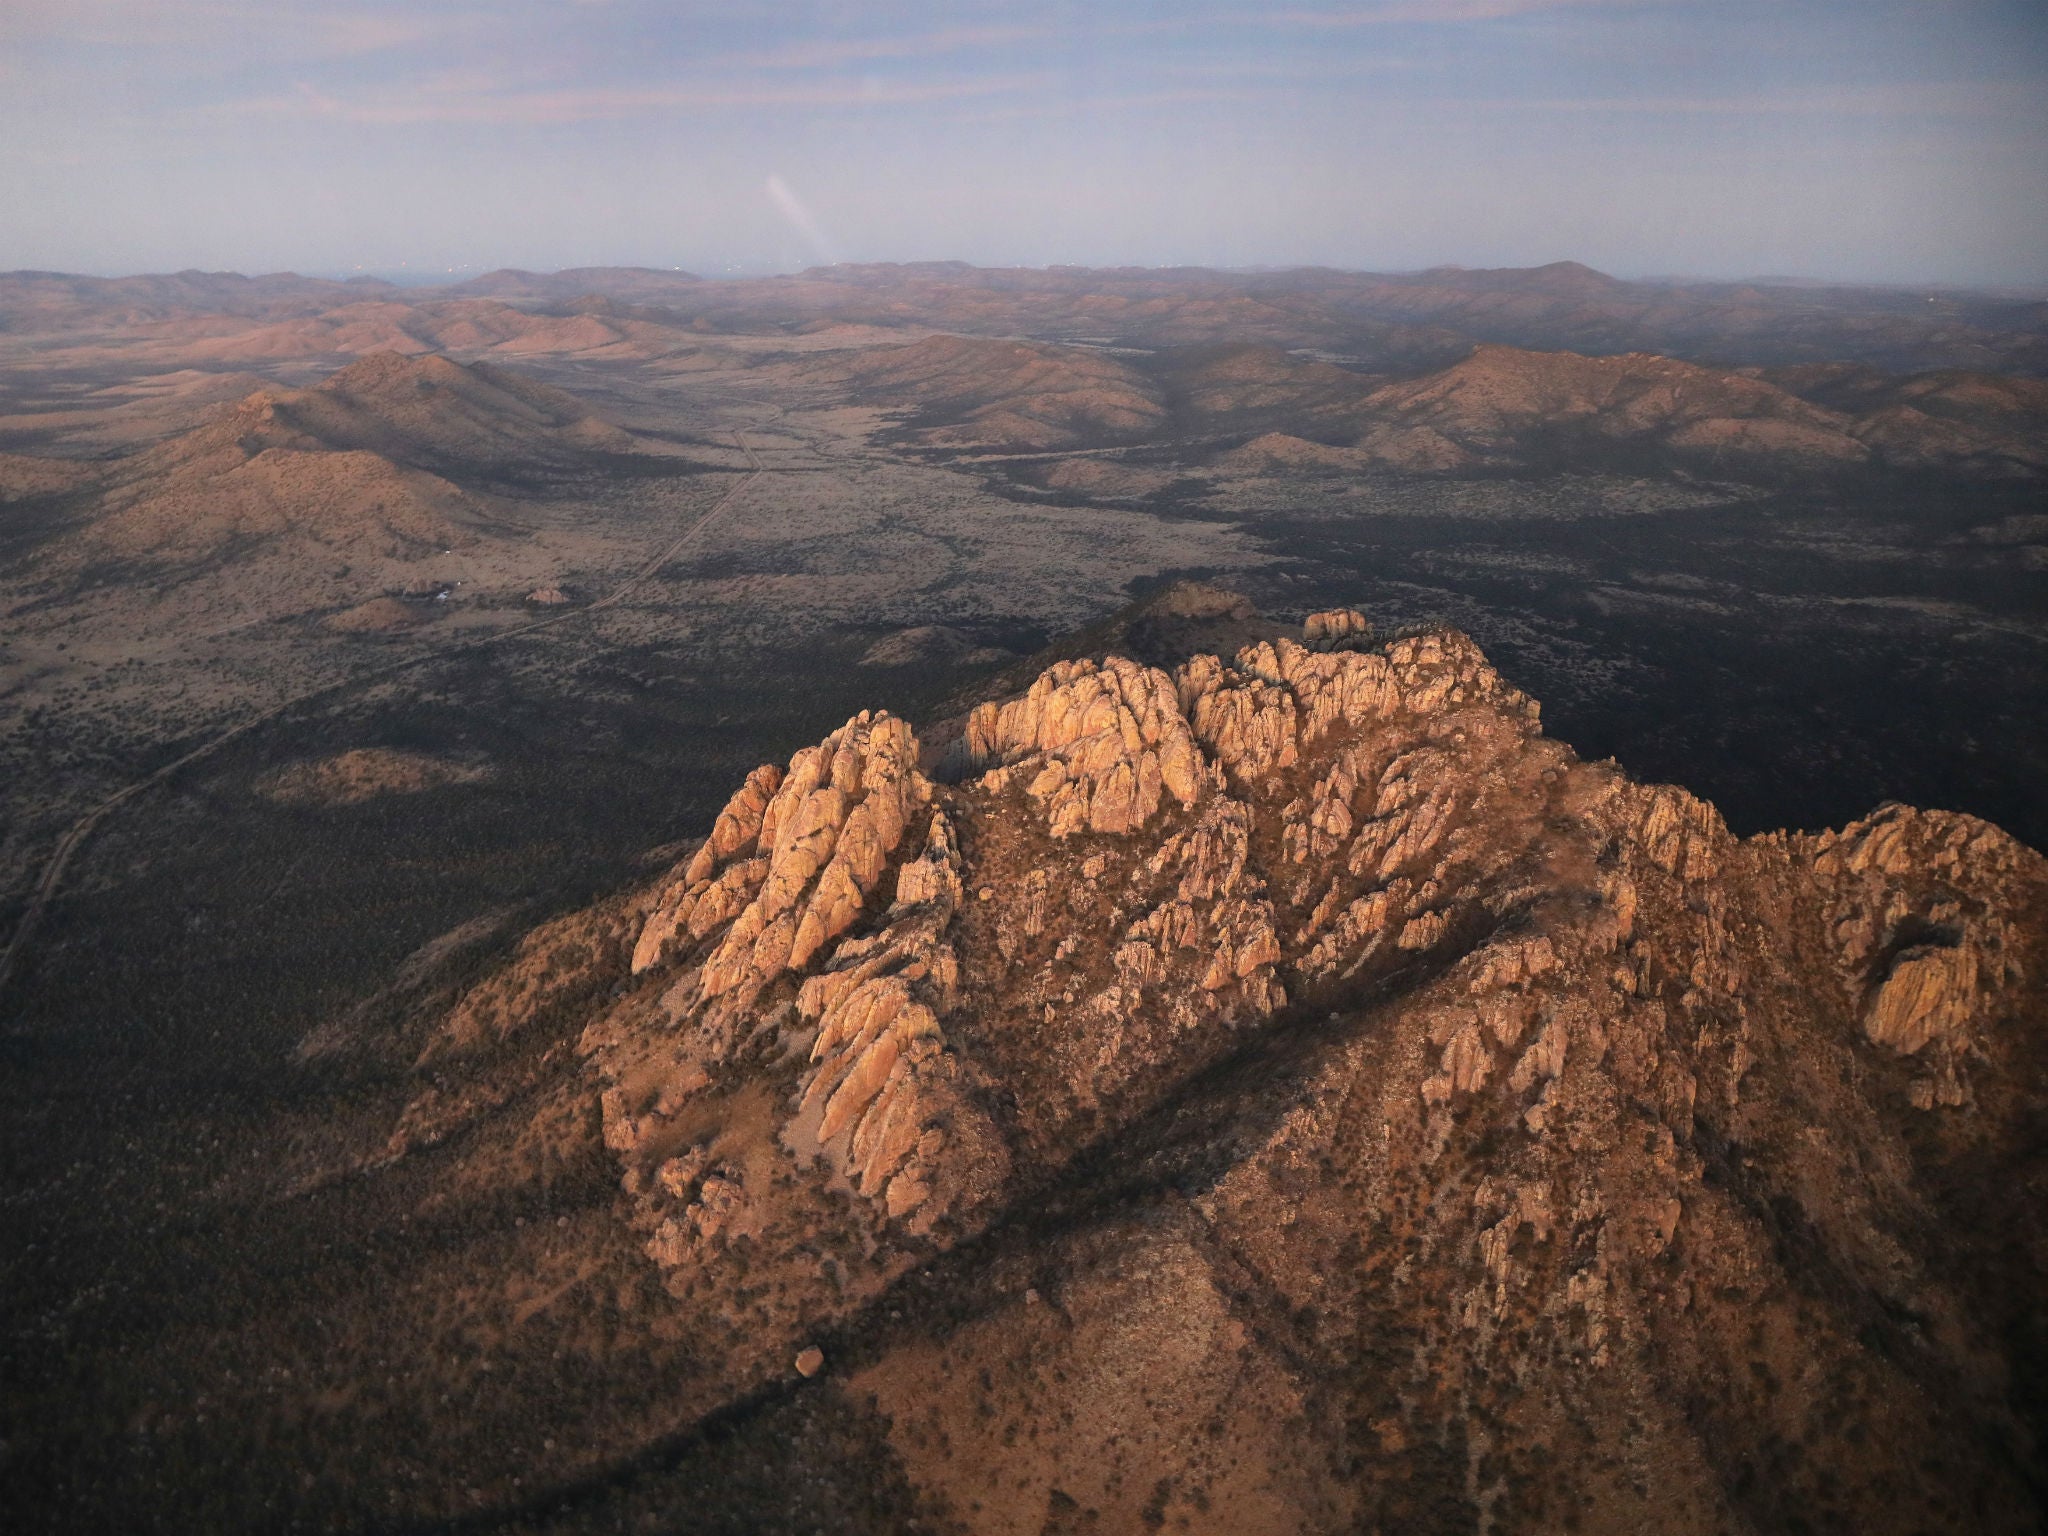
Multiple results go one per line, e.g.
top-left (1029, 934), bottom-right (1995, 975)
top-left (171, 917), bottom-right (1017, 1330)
top-left (807, 332), bottom-right (2047, 477)
top-left (0, 268), bottom-right (397, 332)
top-left (800, 333), bottom-right (1167, 450)
top-left (441, 266), bottom-right (703, 304)
top-left (796, 260), bottom-right (2048, 375)
top-left (77, 352), bottom-right (637, 562)
top-left (7, 261), bottom-right (2045, 374)
top-left (1333, 344), bottom-right (1870, 474)
top-left (170, 299), bottom-right (605, 363)
top-left (1760, 363), bottom-right (2048, 476)
top-left (146, 350), bottom-right (630, 472)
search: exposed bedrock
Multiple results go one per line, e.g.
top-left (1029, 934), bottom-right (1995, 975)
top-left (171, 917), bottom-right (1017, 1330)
top-left (395, 601), bottom-right (2047, 1533)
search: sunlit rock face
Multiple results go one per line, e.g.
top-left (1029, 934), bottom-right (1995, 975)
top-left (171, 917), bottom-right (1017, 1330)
top-left (395, 599), bottom-right (2047, 1535)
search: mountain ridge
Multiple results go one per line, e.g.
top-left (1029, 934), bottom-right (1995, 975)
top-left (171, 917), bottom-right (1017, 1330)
top-left (9, 261), bottom-right (2043, 373)
top-left (271, 585), bottom-right (2047, 1532)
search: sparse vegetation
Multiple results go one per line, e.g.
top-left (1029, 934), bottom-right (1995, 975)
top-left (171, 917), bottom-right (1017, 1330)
top-left (0, 263), bottom-right (2044, 1534)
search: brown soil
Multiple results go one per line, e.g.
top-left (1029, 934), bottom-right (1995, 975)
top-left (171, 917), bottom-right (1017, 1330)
top-left (258, 746), bottom-right (490, 806)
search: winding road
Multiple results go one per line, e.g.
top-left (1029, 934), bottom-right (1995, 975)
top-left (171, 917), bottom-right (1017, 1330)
top-left (0, 432), bottom-right (765, 1002)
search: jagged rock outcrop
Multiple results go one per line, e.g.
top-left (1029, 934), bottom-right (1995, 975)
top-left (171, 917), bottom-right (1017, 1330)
top-left (379, 594), bottom-right (2046, 1535)
top-left (1802, 803), bottom-right (2033, 1106)
top-left (629, 711), bottom-right (926, 1010)
top-left (953, 654), bottom-right (1204, 835)
top-left (1303, 606), bottom-right (1373, 650)
top-left (584, 710), bottom-right (1009, 1312)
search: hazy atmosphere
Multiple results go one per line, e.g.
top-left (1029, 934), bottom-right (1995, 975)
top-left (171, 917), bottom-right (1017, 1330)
top-left (5, 0), bottom-right (2047, 283)
top-left (7, 3), bottom-right (2048, 1533)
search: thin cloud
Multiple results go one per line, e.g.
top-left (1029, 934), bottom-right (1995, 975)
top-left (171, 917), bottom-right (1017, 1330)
top-left (726, 24), bottom-right (1052, 72)
top-left (1274, 0), bottom-right (1649, 24)
top-left (308, 11), bottom-right (460, 55)
top-left (1, 0), bottom-right (470, 56)
top-left (947, 85), bottom-right (1275, 124)
top-left (1509, 79), bottom-right (2043, 117)
top-left (220, 71), bottom-right (1057, 125)
top-left (1149, 53), bottom-right (1427, 80)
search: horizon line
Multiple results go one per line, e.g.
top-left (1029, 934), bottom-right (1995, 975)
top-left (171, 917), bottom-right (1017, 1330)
top-left (5, 258), bottom-right (2046, 297)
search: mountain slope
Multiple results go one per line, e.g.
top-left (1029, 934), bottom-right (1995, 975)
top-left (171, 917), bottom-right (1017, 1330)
top-left (161, 297), bottom-right (683, 366)
top-left (1151, 341), bottom-right (1387, 437)
top-left (142, 590), bottom-right (2043, 1533)
top-left (1201, 340), bottom-right (2048, 478)
top-left (0, 268), bottom-right (397, 334)
top-left (58, 352), bottom-right (637, 565)
top-left (442, 265), bottom-right (704, 303)
top-left (208, 349), bottom-right (634, 471)
top-left (1764, 363), bottom-right (2048, 476)
top-left (1338, 343), bottom-right (1871, 473)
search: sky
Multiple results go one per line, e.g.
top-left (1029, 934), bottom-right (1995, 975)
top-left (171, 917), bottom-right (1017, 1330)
top-left (2, 0), bottom-right (2045, 286)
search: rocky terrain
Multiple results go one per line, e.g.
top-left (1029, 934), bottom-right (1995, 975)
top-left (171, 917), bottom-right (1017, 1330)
top-left (1, 263), bottom-right (2043, 1533)
top-left (1, 258), bottom-right (2039, 942)
top-left (9, 586), bottom-right (2039, 1533)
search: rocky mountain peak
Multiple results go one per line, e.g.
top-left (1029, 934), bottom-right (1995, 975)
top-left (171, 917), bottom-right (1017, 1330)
top-left (380, 595), bottom-right (2046, 1530)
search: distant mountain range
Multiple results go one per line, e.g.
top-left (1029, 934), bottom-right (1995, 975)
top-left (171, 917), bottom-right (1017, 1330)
top-left (6, 260), bottom-right (2045, 374)
top-left (803, 332), bottom-right (2048, 478)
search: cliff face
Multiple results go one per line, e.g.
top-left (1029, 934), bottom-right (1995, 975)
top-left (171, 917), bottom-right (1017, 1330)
top-left (390, 595), bottom-right (2047, 1533)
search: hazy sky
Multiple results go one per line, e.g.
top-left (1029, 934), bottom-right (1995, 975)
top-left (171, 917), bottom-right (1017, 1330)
top-left (3, 0), bottom-right (2045, 285)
